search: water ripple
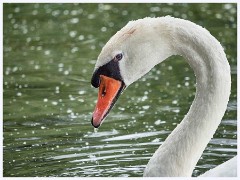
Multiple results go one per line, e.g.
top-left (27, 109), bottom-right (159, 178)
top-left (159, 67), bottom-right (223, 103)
top-left (102, 131), bottom-right (169, 141)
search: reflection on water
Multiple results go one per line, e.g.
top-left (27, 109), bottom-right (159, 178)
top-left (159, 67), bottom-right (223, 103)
top-left (3, 3), bottom-right (237, 177)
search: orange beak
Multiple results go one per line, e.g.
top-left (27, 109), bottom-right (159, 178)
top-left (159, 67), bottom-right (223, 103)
top-left (92, 75), bottom-right (125, 128)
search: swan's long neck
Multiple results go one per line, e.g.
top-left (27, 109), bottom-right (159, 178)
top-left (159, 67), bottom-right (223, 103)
top-left (143, 18), bottom-right (231, 176)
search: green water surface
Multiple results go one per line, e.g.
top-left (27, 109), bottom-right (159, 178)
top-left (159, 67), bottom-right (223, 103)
top-left (3, 3), bottom-right (237, 177)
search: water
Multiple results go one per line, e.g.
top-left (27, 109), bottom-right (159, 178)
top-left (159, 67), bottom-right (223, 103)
top-left (3, 3), bottom-right (237, 177)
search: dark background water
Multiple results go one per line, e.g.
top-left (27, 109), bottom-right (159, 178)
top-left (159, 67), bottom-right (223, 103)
top-left (3, 3), bottom-right (237, 177)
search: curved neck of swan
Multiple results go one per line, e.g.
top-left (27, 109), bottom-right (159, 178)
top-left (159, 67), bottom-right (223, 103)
top-left (143, 19), bottom-right (231, 177)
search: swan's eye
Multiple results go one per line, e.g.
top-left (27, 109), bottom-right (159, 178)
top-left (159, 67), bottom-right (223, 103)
top-left (114, 53), bottom-right (123, 62)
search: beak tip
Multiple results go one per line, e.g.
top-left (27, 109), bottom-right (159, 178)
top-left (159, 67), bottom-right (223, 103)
top-left (91, 117), bottom-right (101, 128)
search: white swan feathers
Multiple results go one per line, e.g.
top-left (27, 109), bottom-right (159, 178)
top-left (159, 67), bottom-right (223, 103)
top-left (90, 16), bottom-right (237, 177)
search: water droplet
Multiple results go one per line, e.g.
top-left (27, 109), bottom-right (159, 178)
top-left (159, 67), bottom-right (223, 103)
top-left (155, 120), bottom-right (161, 125)
top-left (52, 10), bottom-right (60, 17)
top-left (8, 14), bottom-right (13, 19)
top-left (78, 99), bottom-right (84, 102)
top-left (44, 50), bottom-right (50, 55)
top-left (52, 101), bottom-right (58, 106)
top-left (118, 107), bottom-right (125, 111)
top-left (101, 27), bottom-right (107, 32)
top-left (168, 66), bottom-right (173, 70)
top-left (14, 7), bottom-right (20, 13)
top-left (32, 10), bottom-right (38, 15)
top-left (78, 35), bottom-right (85, 41)
top-left (36, 46), bottom-right (42, 51)
top-left (70, 17), bottom-right (79, 24)
top-left (142, 105), bottom-right (150, 110)
top-left (58, 63), bottom-right (64, 68)
top-left (67, 109), bottom-right (72, 113)
top-left (69, 95), bottom-right (75, 101)
top-left (64, 70), bottom-right (69, 75)
top-left (34, 65), bottom-right (40, 70)
top-left (12, 67), bottom-right (18, 72)
top-left (122, 10), bottom-right (128, 16)
top-left (78, 90), bottom-right (85, 95)
top-left (150, 6), bottom-right (161, 12)
top-left (141, 95), bottom-right (148, 101)
top-left (69, 31), bottom-right (77, 38)
top-left (215, 13), bottom-right (222, 19)
top-left (71, 10), bottom-right (78, 16)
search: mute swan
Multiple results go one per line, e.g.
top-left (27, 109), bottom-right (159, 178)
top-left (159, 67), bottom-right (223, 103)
top-left (90, 16), bottom-right (237, 177)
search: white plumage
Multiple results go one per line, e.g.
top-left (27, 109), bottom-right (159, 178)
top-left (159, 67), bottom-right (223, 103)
top-left (95, 16), bottom-right (237, 177)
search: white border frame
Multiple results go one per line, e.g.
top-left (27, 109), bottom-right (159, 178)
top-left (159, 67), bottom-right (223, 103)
top-left (1, 1), bottom-right (239, 179)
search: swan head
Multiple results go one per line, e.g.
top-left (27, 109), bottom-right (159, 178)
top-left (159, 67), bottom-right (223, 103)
top-left (91, 18), bottom-right (173, 128)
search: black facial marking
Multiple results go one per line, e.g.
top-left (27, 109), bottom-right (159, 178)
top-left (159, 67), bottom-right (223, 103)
top-left (91, 59), bottom-right (123, 88)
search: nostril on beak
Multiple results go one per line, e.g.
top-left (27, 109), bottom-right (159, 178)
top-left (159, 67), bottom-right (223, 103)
top-left (101, 86), bottom-right (106, 97)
